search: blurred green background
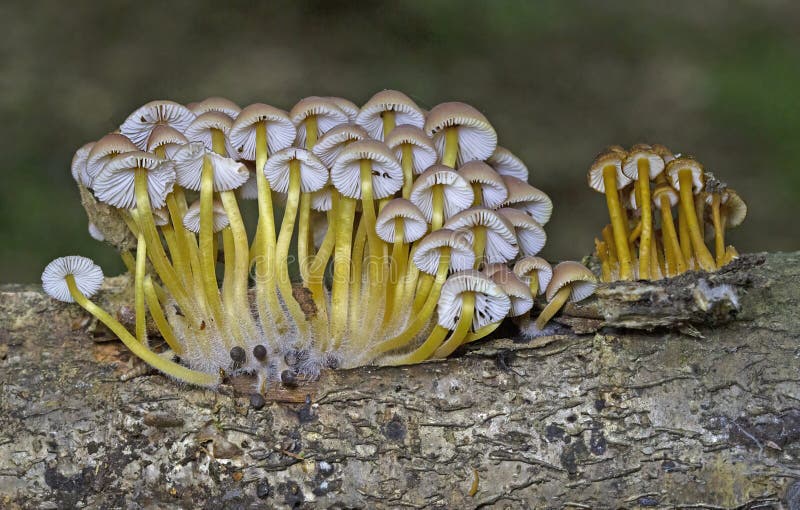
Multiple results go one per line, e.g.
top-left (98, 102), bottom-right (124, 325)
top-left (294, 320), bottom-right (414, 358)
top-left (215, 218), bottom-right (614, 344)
top-left (1, 0), bottom-right (798, 282)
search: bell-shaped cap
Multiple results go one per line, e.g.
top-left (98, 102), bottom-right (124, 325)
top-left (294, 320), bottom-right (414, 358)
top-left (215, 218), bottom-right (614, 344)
top-left (172, 143), bottom-right (250, 192)
top-left (324, 97), bottom-right (359, 122)
top-left (93, 151), bottom-right (176, 210)
top-left (290, 96), bottom-right (349, 147)
top-left (622, 143), bottom-right (665, 181)
top-left (487, 146), bottom-right (528, 181)
top-left (183, 199), bottom-right (230, 233)
top-left (409, 165), bottom-right (474, 223)
top-left (264, 148), bottom-right (328, 194)
top-left (331, 140), bottom-right (403, 199)
top-left (229, 103), bottom-right (296, 161)
top-left (312, 123), bottom-right (369, 168)
top-left (413, 229), bottom-right (475, 275)
top-left (146, 124), bottom-right (189, 159)
top-left (501, 176), bottom-right (553, 225)
top-left (444, 207), bottom-right (519, 264)
top-left (184, 111), bottom-right (237, 157)
top-left (513, 256), bottom-right (553, 295)
top-left (724, 189), bottom-right (747, 228)
top-left (356, 89), bottom-right (425, 140)
top-left (85, 133), bottom-right (138, 185)
top-left (436, 270), bottom-right (510, 330)
top-left (545, 261), bottom-right (597, 303)
top-left (311, 185), bottom-right (334, 212)
top-left (375, 199), bottom-right (428, 243)
top-left (424, 102), bottom-right (497, 166)
top-left (71, 141), bottom-right (96, 187)
top-left (666, 156), bottom-right (704, 193)
top-left (384, 125), bottom-right (437, 175)
top-left (652, 143), bottom-right (676, 164)
top-left (497, 207), bottom-right (546, 256)
top-left (120, 100), bottom-right (196, 149)
top-left (190, 96), bottom-right (242, 119)
top-left (588, 149), bottom-right (631, 192)
top-left (652, 185), bottom-right (679, 208)
top-left (42, 256), bottom-right (104, 303)
top-left (490, 267), bottom-right (533, 317)
top-left (458, 161), bottom-right (508, 208)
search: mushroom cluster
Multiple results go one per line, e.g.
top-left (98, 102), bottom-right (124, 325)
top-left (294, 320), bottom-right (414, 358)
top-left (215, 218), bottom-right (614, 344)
top-left (47, 92), bottom-right (596, 390)
top-left (589, 144), bottom-right (747, 282)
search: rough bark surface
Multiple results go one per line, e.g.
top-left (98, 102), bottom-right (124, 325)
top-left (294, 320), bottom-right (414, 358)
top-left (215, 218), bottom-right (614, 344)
top-left (1, 252), bottom-right (799, 509)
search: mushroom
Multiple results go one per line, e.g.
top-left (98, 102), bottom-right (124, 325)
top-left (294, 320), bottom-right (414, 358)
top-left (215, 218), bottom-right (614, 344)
top-left (384, 125), bottom-right (437, 199)
top-left (587, 149), bottom-right (634, 280)
top-left (71, 141), bottom-right (96, 187)
top-left (42, 256), bottom-right (217, 386)
top-left (356, 89), bottom-right (425, 140)
top-left (487, 146), bottom-right (529, 181)
top-left (652, 185), bottom-right (687, 276)
top-left (85, 133), bottom-right (138, 186)
top-left (425, 102), bottom-right (498, 168)
top-left (497, 207), bottom-right (547, 257)
top-left (290, 96), bottom-right (348, 149)
top-left (120, 100), bottom-right (196, 150)
top-left (409, 164), bottom-right (474, 230)
top-left (311, 123), bottom-right (369, 168)
top-left (443, 207), bottom-right (519, 268)
top-left (324, 97), bottom-right (360, 122)
top-left (623, 144), bottom-right (664, 280)
top-left (189, 96), bottom-right (242, 120)
top-left (665, 157), bottom-right (716, 271)
top-left (714, 188), bottom-right (747, 267)
top-left (534, 261), bottom-right (597, 330)
top-left (500, 175), bottom-right (553, 226)
top-left (458, 161), bottom-right (508, 208)
top-left (512, 256), bottom-right (553, 297)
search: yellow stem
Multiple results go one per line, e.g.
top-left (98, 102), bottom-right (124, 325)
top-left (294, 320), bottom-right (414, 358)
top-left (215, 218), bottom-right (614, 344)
top-left (121, 250), bottom-right (136, 273)
top-left (383, 222), bottom-right (407, 326)
top-left (199, 157), bottom-right (225, 327)
top-left (348, 216), bottom-right (368, 335)
top-left (66, 275), bottom-right (216, 387)
top-left (603, 166), bottom-right (632, 280)
top-left (464, 321), bottom-right (502, 344)
top-left (431, 184), bottom-right (445, 231)
top-left (382, 110), bottom-right (395, 139)
top-left (401, 145), bottom-right (414, 199)
top-left (659, 195), bottom-right (686, 275)
top-left (305, 116), bottom-right (318, 148)
top-left (442, 127), bottom-right (459, 168)
top-left (389, 326), bottom-right (449, 366)
top-left (220, 227), bottom-right (238, 345)
top-left (602, 224), bottom-right (618, 267)
top-left (332, 196), bottom-right (357, 344)
top-left (298, 192), bottom-right (312, 282)
top-left (473, 226), bottom-right (486, 269)
top-left (712, 194), bottom-right (725, 267)
top-left (431, 293), bottom-right (476, 359)
top-left (534, 285), bottom-right (571, 330)
top-left (472, 182), bottom-right (483, 207)
top-left (143, 276), bottom-right (183, 355)
top-left (678, 170), bottom-right (716, 271)
top-left (359, 159), bottom-right (384, 339)
top-left (637, 160), bottom-right (653, 280)
top-left (134, 232), bottom-right (147, 343)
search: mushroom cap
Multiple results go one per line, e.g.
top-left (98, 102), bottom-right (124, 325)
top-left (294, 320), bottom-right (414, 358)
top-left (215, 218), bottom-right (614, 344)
top-left (150, 206), bottom-right (171, 227)
top-left (588, 150), bottom-right (631, 192)
top-left (666, 156), bottom-right (704, 193)
top-left (86, 133), bottom-right (138, 185)
top-left (436, 270), bottom-right (510, 330)
top-left (425, 102), bottom-right (497, 166)
top-left (652, 185), bottom-right (679, 208)
top-left (87, 222), bottom-right (105, 242)
top-left (324, 97), bottom-right (360, 122)
top-left (490, 267), bottom-right (534, 317)
top-left (724, 189), bottom-right (747, 227)
top-left (545, 261), bottom-right (597, 303)
top-left (487, 146), bottom-right (528, 181)
top-left (443, 207), bottom-right (519, 264)
top-left (501, 176), bottom-right (553, 225)
top-left (120, 100), bottom-right (196, 149)
top-left (229, 103), bottom-right (296, 160)
top-left (190, 96), bottom-right (242, 119)
top-left (513, 256), bottom-right (553, 295)
top-left (622, 143), bottom-right (665, 181)
top-left (375, 198), bottom-right (428, 243)
top-left (311, 123), bottom-right (370, 168)
top-left (71, 141), bottom-right (96, 187)
top-left (409, 165), bottom-right (474, 223)
top-left (146, 124), bottom-right (189, 155)
top-left (482, 263), bottom-right (507, 278)
top-left (92, 151), bottom-right (176, 210)
top-left (412, 229), bottom-right (475, 275)
top-left (497, 207), bottom-right (547, 256)
top-left (651, 143), bottom-right (676, 164)
top-left (331, 140), bottom-right (403, 199)
top-left (42, 255), bottom-right (104, 303)
top-left (384, 125), bottom-right (438, 175)
top-left (172, 143), bottom-right (250, 192)
top-left (184, 111), bottom-right (237, 157)
top-left (311, 185), bottom-right (334, 212)
top-left (458, 161), bottom-right (508, 208)
top-left (264, 147), bottom-right (328, 194)
top-left (290, 96), bottom-right (349, 147)
top-left (356, 89), bottom-right (425, 140)
top-left (183, 199), bottom-right (230, 233)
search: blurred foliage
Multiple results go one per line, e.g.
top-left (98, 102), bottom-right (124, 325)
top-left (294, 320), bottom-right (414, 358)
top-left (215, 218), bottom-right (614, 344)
top-left (0, 0), bottom-right (797, 282)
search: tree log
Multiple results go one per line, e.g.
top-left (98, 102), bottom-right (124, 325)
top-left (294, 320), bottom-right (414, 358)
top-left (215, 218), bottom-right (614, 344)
top-left (1, 252), bottom-right (799, 509)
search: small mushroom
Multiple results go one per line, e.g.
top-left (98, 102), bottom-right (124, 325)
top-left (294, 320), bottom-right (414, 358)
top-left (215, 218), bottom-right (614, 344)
top-left (189, 96), bottom-right (242, 120)
top-left (497, 207), bottom-right (547, 257)
top-left (458, 161), bottom-right (508, 208)
top-left (384, 125), bottom-right (437, 198)
top-left (409, 164), bottom-right (474, 230)
top-left (487, 146), bottom-right (528, 181)
top-left (622, 144), bottom-right (664, 280)
top-left (665, 157), bottom-right (716, 271)
top-left (424, 102), bottom-right (498, 168)
top-left (534, 261), bottom-right (596, 330)
top-left (652, 185), bottom-right (687, 276)
top-left (356, 89), bottom-right (425, 140)
top-left (120, 100), bottom-right (196, 150)
top-left (512, 256), bottom-right (552, 297)
top-left (444, 207), bottom-right (519, 268)
top-left (500, 176), bottom-right (553, 226)
top-left (290, 96), bottom-right (348, 149)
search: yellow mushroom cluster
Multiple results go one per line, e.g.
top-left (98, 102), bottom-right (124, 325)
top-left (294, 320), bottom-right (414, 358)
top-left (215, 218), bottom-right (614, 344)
top-left (44, 91), bottom-right (597, 390)
top-left (589, 144), bottom-right (747, 282)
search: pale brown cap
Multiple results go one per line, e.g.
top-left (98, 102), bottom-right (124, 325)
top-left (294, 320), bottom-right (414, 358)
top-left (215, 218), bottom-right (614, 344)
top-left (356, 89), bottom-right (425, 140)
top-left (229, 103), bottom-right (296, 160)
top-left (545, 261), bottom-right (597, 303)
top-left (324, 97), bottom-right (360, 122)
top-left (384, 125), bottom-right (437, 175)
top-left (312, 123), bottom-right (369, 168)
top-left (410, 165), bottom-right (474, 223)
top-left (487, 146), bottom-right (528, 181)
top-left (375, 198), bottom-right (428, 243)
top-left (588, 150), bottom-right (631, 192)
top-left (652, 185), bottom-right (679, 208)
top-left (724, 189), bottom-right (747, 228)
top-left (458, 161), bottom-right (508, 209)
top-left (184, 111), bottom-right (236, 157)
top-left (497, 207), bottom-right (546, 257)
top-left (412, 229), bottom-right (475, 275)
top-left (71, 141), bottom-right (96, 187)
top-left (331, 140), bottom-right (403, 199)
top-left (490, 267), bottom-right (534, 317)
top-left (513, 256), bottom-right (552, 295)
top-left (443, 207), bottom-right (519, 264)
top-left (190, 97), bottom-right (242, 119)
top-left (85, 133), bottom-right (138, 185)
top-left (92, 151), bottom-right (175, 209)
top-left (501, 176), bottom-right (553, 225)
top-left (436, 270), bottom-right (510, 330)
top-left (622, 143), bottom-right (665, 181)
top-left (264, 148), bottom-right (328, 194)
top-left (424, 102), bottom-right (497, 166)
top-left (290, 96), bottom-right (349, 147)
top-left (120, 100), bottom-right (196, 149)
top-left (665, 156), bottom-right (704, 193)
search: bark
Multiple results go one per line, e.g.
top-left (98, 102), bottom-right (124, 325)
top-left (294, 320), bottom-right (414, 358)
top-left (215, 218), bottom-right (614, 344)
top-left (1, 252), bottom-right (799, 509)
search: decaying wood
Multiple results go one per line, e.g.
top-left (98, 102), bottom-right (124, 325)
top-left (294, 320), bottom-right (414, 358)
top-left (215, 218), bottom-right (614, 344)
top-left (1, 252), bottom-right (799, 509)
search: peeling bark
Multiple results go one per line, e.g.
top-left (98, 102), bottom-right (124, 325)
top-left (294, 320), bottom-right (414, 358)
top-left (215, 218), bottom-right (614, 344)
top-left (1, 252), bottom-right (800, 509)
